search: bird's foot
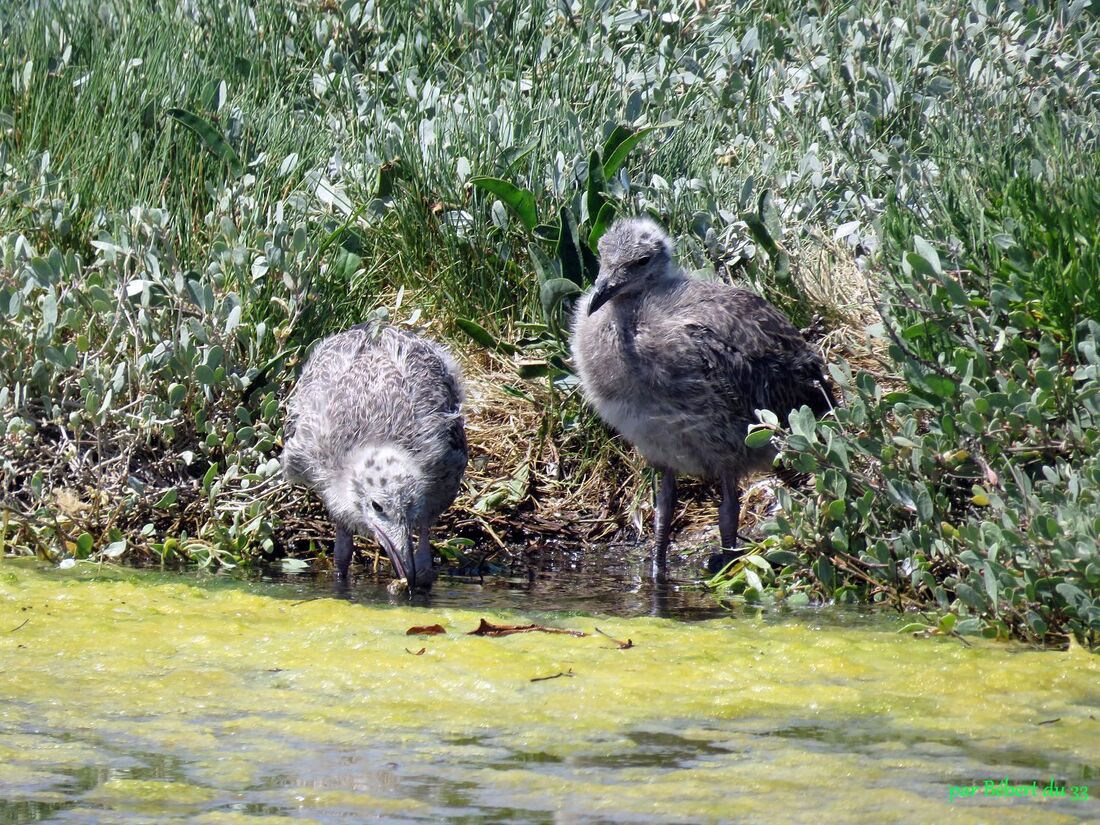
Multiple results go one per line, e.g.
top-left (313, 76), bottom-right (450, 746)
top-left (704, 548), bottom-right (742, 576)
top-left (411, 568), bottom-right (437, 592)
top-left (332, 573), bottom-right (351, 599)
top-left (642, 545), bottom-right (668, 585)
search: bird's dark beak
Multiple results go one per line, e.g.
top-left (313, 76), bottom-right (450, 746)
top-left (376, 525), bottom-right (413, 589)
top-left (375, 524), bottom-right (428, 591)
top-left (586, 278), bottom-right (626, 315)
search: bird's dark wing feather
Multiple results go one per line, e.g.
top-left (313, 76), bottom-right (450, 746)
top-left (641, 282), bottom-right (834, 419)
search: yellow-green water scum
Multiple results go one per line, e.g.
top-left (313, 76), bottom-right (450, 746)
top-left (1, 560), bottom-right (1098, 824)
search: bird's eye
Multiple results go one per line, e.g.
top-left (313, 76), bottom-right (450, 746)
top-left (635, 254), bottom-right (653, 267)
top-left (371, 501), bottom-right (384, 515)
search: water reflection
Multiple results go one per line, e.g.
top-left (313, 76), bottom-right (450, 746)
top-left (265, 543), bottom-right (738, 621)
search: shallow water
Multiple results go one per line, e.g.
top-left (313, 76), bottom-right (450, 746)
top-left (1, 559), bottom-right (1098, 824)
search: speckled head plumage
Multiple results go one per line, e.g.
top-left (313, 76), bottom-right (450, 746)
top-left (332, 443), bottom-right (420, 532)
top-left (588, 217), bottom-right (678, 314)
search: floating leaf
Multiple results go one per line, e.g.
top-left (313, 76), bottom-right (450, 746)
top-left (898, 622), bottom-right (931, 634)
top-left (467, 618), bottom-right (586, 638)
top-left (406, 624), bottom-right (446, 636)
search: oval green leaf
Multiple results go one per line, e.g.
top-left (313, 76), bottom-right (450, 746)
top-left (744, 427), bottom-right (774, 449)
top-left (455, 318), bottom-right (518, 355)
top-left (469, 176), bottom-right (537, 230)
top-left (167, 108), bottom-right (244, 177)
top-left (603, 121), bottom-right (680, 179)
top-left (539, 277), bottom-right (581, 322)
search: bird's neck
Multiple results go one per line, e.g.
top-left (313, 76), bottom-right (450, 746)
top-left (608, 273), bottom-right (682, 334)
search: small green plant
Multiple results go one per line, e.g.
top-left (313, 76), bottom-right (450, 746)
top-left (716, 157), bottom-right (1100, 647)
top-left (461, 121), bottom-right (678, 375)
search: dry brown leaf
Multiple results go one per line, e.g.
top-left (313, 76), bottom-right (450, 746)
top-left (467, 618), bottom-right (587, 638)
top-left (406, 624), bottom-right (446, 636)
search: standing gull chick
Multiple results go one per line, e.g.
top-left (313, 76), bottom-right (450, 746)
top-left (282, 322), bottom-right (467, 590)
top-left (571, 217), bottom-right (834, 578)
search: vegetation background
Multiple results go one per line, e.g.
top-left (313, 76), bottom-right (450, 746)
top-left (1, 0), bottom-right (1098, 647)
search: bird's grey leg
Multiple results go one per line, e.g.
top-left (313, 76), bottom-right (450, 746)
top-left (705, 473), bottom-right (743, 576)
top-left (334, 524), bottom-right (354, 580)
top-left (653, 469), bottom-right (677, 580)
top-left (718, 473), bottom-right (741, 549)
top-left (412, 528), bottom-right (437, 588)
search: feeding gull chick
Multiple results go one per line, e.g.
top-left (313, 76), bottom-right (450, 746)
top-left (571, 217), bottom-right (835, 578)
top-left (282, 322), bottom-right (467, 591)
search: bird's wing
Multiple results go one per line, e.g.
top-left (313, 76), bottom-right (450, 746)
top-left (284, 330), bottom-right (368, 439)
top-left (638, 284), bottom-right (831, 418)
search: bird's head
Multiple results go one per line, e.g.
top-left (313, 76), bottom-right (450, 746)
top-left (332, 444), bottom-right (435, 590)
top-left (587, 217), bottom-right (676, 315)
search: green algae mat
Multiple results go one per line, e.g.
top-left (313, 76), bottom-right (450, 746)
top-left (1, 560), bottom-right (1098, 824)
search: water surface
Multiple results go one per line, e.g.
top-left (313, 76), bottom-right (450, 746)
top-left (1, 559), bottom-right (1098, 824)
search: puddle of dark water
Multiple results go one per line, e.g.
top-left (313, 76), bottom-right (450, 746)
top-left (246, 543), bottom-right (892, 627)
